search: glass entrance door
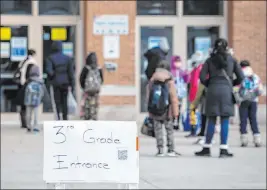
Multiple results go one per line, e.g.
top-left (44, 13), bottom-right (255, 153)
top-left (140, 26), bottom-right (173, 112)
top-left (42, 25), bottom-right (76, 112)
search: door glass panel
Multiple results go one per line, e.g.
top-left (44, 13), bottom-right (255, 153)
top-left (140, 26), bottom-right (173, 112)
top-left (137, 0), bottom-right (177, 15)
top-left (183, 0), bottom-right (223, 15)
top-left (0, 0), bottom-right (32, 15)
top-left (42, 26), bottom-right (76, 112)
top-left (39, 1), bottom-right (79, 15)
top-left (0, 26), bottom-right (28, 112)
top-left (187, 26), bottom-right (219, 61)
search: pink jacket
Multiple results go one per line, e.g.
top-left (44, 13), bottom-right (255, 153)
top-left (189, 64), bottom-right (203, 103)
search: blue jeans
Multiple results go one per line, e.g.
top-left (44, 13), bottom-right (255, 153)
top-left (239, 101), bottom-right (259, 135)
top-left (205, 116), bottom-right (229, 145)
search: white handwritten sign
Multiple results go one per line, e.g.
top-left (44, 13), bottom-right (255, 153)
top-left (43, 121), bottom-right (139, 184)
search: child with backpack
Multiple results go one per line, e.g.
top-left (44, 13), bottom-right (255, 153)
top-left (147, 60), bottom-right (179, 157)
top-left (79, 52), bottom-right (103, 120)
top-left (239, 60), bottom-right (264, 147)
top-left (170, 55), bottom-right (190, 130)
top-left (24, 65), bottom-right (49, 132)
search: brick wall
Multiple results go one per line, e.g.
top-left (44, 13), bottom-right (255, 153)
top-left (84, 1), bottom-right (136, 105)
top-left (229, 1), bottom-right (266, 103)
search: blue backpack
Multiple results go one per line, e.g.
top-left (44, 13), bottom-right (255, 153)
top-left (239, 75), bottom-right (260, 101)
top-left (148, 78), bottom-right (171, 116)
top-left (24, 81), bottom-right (43, 107)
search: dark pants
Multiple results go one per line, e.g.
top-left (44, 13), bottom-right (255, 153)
top-left (198, 114), bottom-right (207, 137)
top-left (239, 101), bottom-right (259, 135)
top-left (20, 105), bottom-right (26, 127)
top-left (205, 116), bottom-right (229, 145)
top-left (54, 87), bottom-right (68, 120)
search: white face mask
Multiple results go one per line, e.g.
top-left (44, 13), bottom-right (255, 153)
top-left (243, 67), bottom-right (253, 77)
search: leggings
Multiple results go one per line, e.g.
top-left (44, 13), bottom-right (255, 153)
top-left (205, 116), bottom-right (229, 145)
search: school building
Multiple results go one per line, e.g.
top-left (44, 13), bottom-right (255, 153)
top-left (0, 0), bottom-right (266, 123)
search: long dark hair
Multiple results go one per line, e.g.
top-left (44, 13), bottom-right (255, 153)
top-left (210, 38), bottom-right (228, 69)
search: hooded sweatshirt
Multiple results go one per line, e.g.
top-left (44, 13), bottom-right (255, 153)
top-left (79, 52), bottom-right (103, 90)
top-left (146, 68), bottom-right (179, 120)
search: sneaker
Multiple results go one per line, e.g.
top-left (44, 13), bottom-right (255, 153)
top-left (194, 138), bottom-right (205, 145)
top-left (155, 149), bottom-right (164, 157)
top-left (167, 150), bottom-right (181, 157)
top-left (240, 134), bottom-right (248, 147)
top-left (33, 128), bottom-right (40, 132)
top-left (253, 134), bottom-right (262, 148)
top-left (219, 149), bottom-right (234, 158)
top-left (195, 147), bottom-right (211, 157)
top-left (185, 133), bottom-right (197, 138)
top-left (27, 128), bottom-right (32, 132)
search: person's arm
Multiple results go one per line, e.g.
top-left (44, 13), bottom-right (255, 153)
top-left (169, 80), bottom-right (179, 118)
top-left (233, 60), bottom-right (245, 86)
top-left (45, 57), bottom-right (54, 79)
top-left (79, 67), bottom-right (88, 89)
top-left (99, 67), bottom-right (104, 84)
top-left (199, 61), bottom-right (209, 87)
top-left (67, 58), bottom-right (75, 89)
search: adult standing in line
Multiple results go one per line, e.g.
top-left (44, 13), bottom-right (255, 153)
top-left (14, 49), bottom-right (38, 129)
top-left (195, 38), bottom-right (244, 158)
top-left (46, 41), bottom-right (74, 120)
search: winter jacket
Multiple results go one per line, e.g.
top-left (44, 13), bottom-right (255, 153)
top-left (79, 52), bottom-right (103, 89)
top-left (146, 68), bottom-right (179, 121)
top-left (45, 41), bottom-right (74, 89)
top-left (200, 54), bottom-right (244, 117)
top-left (189, 64), bottom-right (203, 102)
top-left (144, 47), bottom-right (168, 80)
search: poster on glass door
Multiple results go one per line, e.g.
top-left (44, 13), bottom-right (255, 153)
top-left (10, 37), bottom-right (27, 61)
top-left (148, 36), bottom-right (167, 49)
top-left (194, 37), bottom-right (211, 57)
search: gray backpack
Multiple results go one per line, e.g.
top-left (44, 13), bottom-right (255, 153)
top-left (84, 66), bottom-right (101, 94)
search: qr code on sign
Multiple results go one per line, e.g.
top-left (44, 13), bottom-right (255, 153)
top-left (118, 149), bottom-right (128, 160)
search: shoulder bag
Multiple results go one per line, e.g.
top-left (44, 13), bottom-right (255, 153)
top-left (221, 69), bottom-right (241, 105)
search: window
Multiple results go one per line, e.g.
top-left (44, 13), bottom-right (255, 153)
top-left (39, 0), bottom-right (79, 15)
top-left (0, 0), bottom-right (32, 15)
top-left (137, 0), bottom-right (176, 15)
top-left (0, 26), bottom-right (28, 113)
top-left (187, 26), bottom-right (219, 60)
top-left (183, 0), bottom-right (223, 15)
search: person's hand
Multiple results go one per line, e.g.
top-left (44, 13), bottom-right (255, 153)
top-left (173, 117), bottom-right (179, 130)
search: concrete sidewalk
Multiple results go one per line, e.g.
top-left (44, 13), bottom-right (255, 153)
top-left (1, 124), bottom-right (266, 189)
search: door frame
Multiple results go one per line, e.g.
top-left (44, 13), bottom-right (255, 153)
top-left (0, 1), bottom-right (84, 124)
top-left (135, 1), bottom-right (228, 115)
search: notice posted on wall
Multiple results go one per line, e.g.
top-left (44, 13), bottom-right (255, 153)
top-left (103, 35), bottom-right (120, 59)
top-left (62, 42), bottom-right (73, 57)
top-left (0, 42), bottom-right (10, 58)
top-left (43, 120), bottom-right (139, 183)
top-left (10, 37), bottom-right (27, 61)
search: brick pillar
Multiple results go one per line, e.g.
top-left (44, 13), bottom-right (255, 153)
top-left (231, 1), bottom-right (266, 104)
top-left (84, 1), bottom-right (136, 105)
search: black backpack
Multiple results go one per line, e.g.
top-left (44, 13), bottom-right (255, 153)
top-left (148, 78), bottom-right (171, 116)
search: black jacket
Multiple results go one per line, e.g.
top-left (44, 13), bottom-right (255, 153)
top-left (79, 53), bottom-right (103, 89)
top-left (200, 54), bottom-right (244, 117)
